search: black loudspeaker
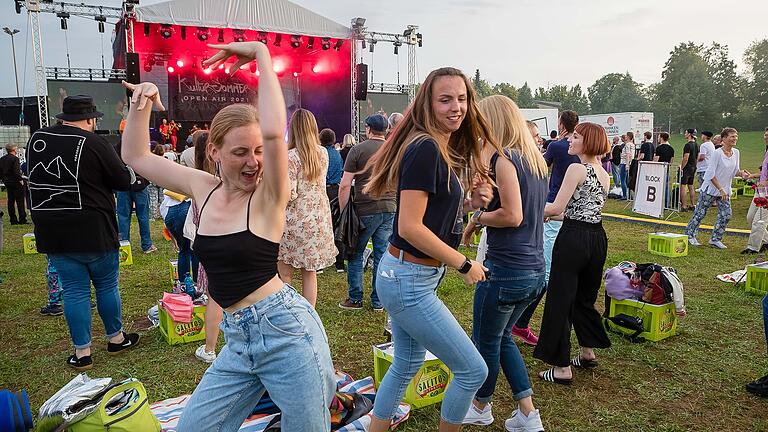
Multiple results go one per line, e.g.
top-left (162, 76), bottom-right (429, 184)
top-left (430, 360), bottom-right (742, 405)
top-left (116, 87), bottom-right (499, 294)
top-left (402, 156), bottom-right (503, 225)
top-left (125, 52), bottom-right (141, 97)
top-left (355, 63), bottom-right (368, 101)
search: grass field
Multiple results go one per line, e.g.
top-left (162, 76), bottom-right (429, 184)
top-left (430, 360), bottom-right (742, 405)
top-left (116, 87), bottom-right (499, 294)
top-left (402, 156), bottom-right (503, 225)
top-left (1, 173), bottom-right (768, 430)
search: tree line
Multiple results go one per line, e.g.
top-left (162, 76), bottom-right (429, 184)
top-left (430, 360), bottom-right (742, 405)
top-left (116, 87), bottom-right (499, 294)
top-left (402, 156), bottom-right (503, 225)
top-left (472, 38), bottom-right (768, 132)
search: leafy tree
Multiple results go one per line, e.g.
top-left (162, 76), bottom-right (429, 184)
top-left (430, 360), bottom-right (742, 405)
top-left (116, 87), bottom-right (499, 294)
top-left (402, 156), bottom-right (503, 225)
top-left (517, 82), bottom-right (536, 108)
top-left (492, 82), bottom-right (518, 102)
top-left (705, 43), bottom-right (740, 118)
top-left (472, 69), bottom-right (493, 98)
top-left (588, 72), bottom-right (648, 114)
top-left (744, 39), bottom-right (768, 121)
top-left (534, 84), bottom-right (589, 113)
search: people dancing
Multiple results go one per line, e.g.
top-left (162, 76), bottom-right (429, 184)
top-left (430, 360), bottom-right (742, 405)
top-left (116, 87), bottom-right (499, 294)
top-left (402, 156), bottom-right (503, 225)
top-left (364, 67), bottom-right (498, 432)
top-left (121, 41), bottom-right (335, 431)
top-left (533, 122), bottom-right (612, 385)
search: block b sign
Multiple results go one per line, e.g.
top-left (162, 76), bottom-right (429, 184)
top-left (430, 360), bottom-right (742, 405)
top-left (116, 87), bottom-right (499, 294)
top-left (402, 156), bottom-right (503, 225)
top-left (633, 162), bottom-right (668, 219)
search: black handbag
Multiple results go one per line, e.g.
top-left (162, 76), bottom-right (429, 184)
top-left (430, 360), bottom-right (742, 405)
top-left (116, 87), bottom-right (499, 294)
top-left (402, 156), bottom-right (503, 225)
top-left (334, 189), bottom-right (366, 261)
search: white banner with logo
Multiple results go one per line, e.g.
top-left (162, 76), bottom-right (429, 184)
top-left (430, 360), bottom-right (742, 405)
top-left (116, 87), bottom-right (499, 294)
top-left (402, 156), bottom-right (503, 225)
top-left (632, 161), bottom-right (668, 218)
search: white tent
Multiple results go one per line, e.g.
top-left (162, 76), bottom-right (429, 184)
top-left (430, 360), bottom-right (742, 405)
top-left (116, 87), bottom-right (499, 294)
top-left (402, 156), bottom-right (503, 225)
top-left (134, 0), bottom-right (351, 39)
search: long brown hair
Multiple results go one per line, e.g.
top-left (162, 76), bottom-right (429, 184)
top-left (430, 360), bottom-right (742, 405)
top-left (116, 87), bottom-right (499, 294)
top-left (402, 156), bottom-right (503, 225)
top-left (365, 67), bottom-right (500, 197)
top-left (287, 109), bottom-right (324, 184)
top-left (192, 130), bottom-right (213, 174)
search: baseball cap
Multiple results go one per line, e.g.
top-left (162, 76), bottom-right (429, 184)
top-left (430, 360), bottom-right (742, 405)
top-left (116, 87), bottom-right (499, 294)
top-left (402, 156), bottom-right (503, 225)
top-left (686, 128), bottom-right (697, 135)
top-left (365, 114), bottom-right (388, 133)
top-left (701, 131), bottom-right (713, 138)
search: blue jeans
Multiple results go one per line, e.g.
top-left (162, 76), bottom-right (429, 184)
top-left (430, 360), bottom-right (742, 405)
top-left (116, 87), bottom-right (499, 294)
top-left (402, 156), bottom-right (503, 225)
top-left (763, 294), bottom-right (768, 351)
top-left (620, 163), bottom-right (629, 199)
top-left (347, 212), bottom-right (394, 307)
top-left (48, 250), bottom-right (123, 349)
top-left (611, 163), bottom-right (621, 188)
top-left (164, 201), bottom-right (198, 282)
top-left (178, 285), bottom-right (335, 431)
top-left (372, 252), bottom-right (488, 424)
top-left (473, 261), bottom-right (545, 402)
top-left (117, 189), bottom-right (154, 251)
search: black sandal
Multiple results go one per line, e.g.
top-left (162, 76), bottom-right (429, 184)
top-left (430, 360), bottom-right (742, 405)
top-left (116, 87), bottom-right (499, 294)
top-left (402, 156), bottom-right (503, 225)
top-left (570, 356), bottom-right (598, 369)
top-left (538, 367), bottom-right (572, 385)
top-left (67, 354), bottom-right (93, 371)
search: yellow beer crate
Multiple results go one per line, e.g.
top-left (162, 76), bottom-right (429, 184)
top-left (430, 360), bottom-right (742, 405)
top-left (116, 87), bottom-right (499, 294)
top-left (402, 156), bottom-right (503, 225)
top-left (745, 263), bottom-right (768, 296)
top-left (373, 342), bottom-right (453, 409)
top-left (647, 232), bottom-right (688, 258)
top-left (119, 240), bottom-right (133, 266)
top-left (158, 303), bottom-right (207, 345)
top-left (23, 233), bottom-right (37, 254)
top-left (607, 298), bottom-right (677, 342)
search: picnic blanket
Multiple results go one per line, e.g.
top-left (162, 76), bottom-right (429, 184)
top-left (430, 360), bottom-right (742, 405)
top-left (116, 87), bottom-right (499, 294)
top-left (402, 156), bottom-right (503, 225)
top-left (150, 371), bottom-right (411, 431)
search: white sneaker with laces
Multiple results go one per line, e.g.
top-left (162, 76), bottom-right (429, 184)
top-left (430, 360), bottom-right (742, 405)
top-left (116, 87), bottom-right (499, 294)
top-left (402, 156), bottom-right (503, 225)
top-left (195, 345), bottom-right (217, 363)
top-left (688, 236), bottom-right (701, 246)
top-left (709, 239), bottom-right (727, 249)
top-left (462, 402), bottom-right (494, 425)
top-left (505, 409), bottom-right (544, 432)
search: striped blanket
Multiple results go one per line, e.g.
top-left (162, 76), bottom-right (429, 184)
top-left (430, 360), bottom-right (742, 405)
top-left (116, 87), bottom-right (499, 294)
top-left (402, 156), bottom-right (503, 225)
top-left (150, 371), bottom-right (411, 431)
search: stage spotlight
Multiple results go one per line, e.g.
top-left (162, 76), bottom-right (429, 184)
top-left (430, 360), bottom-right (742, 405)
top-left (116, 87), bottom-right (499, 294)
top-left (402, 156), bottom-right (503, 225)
top-left (307, 37), bottom-right (315, 49)
top-left (290, 35), bottom-right (301, 49)
top-left (393, 41), bottom-right (402, 55)
top-left (167, 66), bottom-right (175, 73)
top-left (96, 15), bottom-right (106, 34)
top-left (176, 60), bottom-right (184, 68)
top-left (312, 64), bottom-right (321, 74)
top-left (143, 63), bottom-right (152, 72)
top-left (361, 39), bottom-right (366, 49)
top-left (57, 12), bottom-right (69, 30)
top-left (334, 40), bottom-right (343, 51)
top-left (203, 67), bottom-right (212, 75)
top-left (218, 64), bottom-right (225, 70)
top-left (225, 67), bottom-right (230, 74)
top-left (273, 34), bottom-right (282, 47)
top-left (147, 54), bottom-right (156, 66)
top-left (196, 27), bottom-right (209, 42)
top-left (369, 41), bottom-right (376, 53)
top-left (256, 70), bottom-right (260, 76)
top-left (353, 17), bottom-right (366, 28)
top-left (293, 72), bottom-right (299, 78)
top-left (14, 0), bottom-right (22, 14)
top-left (159, 24), bottom-right (174, 39)
top-left (273, 59), bottom-right (285, 74)
top-left (233, 29), bottom-right (246, 43)
top-left (240, 64), bottom-right (248, 70)
top-left (180, 26), bottom-right (187, 40)
top-left (144, 23), bottom-right (150, 36)
top-left (217, 29), bottom-right (225, 43)
top-left (257, 32), bottom-right (268, 44)
top-left (417, 33), bottom-right (423, 47)
top-left (321, 37), bottom-right (331, 50)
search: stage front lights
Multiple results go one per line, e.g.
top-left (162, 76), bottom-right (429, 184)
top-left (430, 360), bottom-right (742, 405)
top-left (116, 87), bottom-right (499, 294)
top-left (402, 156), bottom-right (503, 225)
top-left (176, 60), bottom-right (184, 68)
top-left (273, 34), bottom-right (282, 47)
top-left (290, 35), bottom-right (301, 49)
top-left (369, 41), bottom-right (376, 53)
top-left (95, 15), bottom-right (106, 34)
top-left (217, 29), bottom-right (225, 43)
top-left (57, 12), bottom-right (70, 30)
top-left (203, 68), bottom-right (212, 75)
top-left (307, 37), bottom-right (315, 49)
top-left (167, 66), bottom-right (175, 73)
top-left (233, 29), bottom-right (246, 43)
top-left (334, 40), bottom-right (343, 51)
top-left (159, 24), bottom-right (174, 39)
top-left (143, 63), bottom-right (152, 73)
top-left (196, 27), bottom-right (209, 42)
top-left (180, 27), bottom-right (187, 40)
top-left (393, 41), bottom-right (402, 55)
top-left (143, 23), bottom-right (150, 36)
top-left (321, 37), bottom-right (331, 50)
top-left (257, 32), bottom-right (268, 44)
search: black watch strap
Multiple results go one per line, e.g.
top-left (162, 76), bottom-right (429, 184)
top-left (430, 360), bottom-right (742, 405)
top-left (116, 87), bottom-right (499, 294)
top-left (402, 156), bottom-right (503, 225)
top-left (458, 257), bottom-right (473, 274)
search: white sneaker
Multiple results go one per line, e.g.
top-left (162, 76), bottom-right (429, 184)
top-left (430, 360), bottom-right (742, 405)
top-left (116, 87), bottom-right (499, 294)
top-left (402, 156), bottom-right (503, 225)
top-left (688, 236), bottom-right (701, 246)
top-left (195, 345), bottom-right (216, 363)
top-left (709, 239), bottom-right (727, 249)
top-left (462, 403), bottom-right (494, 425)
top-left (505, 409), bottom-right (544, 432)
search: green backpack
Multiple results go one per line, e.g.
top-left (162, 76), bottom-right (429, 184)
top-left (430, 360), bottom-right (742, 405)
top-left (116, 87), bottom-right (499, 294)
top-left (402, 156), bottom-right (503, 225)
top-left (67, 380), bottom-right (160, 432)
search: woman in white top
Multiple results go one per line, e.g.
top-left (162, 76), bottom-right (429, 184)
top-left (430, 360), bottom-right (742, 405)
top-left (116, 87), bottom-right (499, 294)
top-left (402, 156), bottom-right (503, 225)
top-left (685, 128), bottom-right (749, 249)
top-left (619, 132), bottom-right (635, 199)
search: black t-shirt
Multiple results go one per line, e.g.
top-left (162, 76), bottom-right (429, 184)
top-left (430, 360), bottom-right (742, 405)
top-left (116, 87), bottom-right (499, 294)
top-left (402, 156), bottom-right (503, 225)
top-left (639, 141), bottom-right (656, 161)
top-left (611, 144), bottom-right (624, 165)
top-left (682, 140), bottom-right (699, 171)
top-left (654, 144), bottom-right (675, 163)
top-left (28, 124), bottom-right (134, 253)
top-left (390, 138), bottom-right (464, 259)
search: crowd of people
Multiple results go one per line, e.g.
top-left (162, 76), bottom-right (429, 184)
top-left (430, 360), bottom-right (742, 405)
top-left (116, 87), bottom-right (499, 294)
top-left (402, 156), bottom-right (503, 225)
top-left (6, 39), bottom-right (767, 431)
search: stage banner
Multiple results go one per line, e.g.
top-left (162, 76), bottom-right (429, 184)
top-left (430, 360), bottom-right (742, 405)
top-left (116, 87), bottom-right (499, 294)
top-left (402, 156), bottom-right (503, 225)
top-left (167, 72), bottom-right (257, 121)
top-left (633, 161), bottom-right (668, 218)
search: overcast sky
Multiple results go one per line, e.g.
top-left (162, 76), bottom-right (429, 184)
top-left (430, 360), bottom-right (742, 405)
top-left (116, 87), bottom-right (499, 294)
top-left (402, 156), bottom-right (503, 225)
top-left (1, 0), bottom-right (767, 98)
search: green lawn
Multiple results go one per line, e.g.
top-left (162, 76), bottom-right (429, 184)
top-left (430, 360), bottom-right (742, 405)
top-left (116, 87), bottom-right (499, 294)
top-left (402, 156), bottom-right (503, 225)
top-left (1, 193), bottom-right (768, 431)
top-left (667, 131), bottom-right (766, 171)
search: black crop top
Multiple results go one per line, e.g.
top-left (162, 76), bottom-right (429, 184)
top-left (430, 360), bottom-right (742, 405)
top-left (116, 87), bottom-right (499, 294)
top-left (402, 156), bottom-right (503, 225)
top-left (192, 183), bottom-right (279, 308)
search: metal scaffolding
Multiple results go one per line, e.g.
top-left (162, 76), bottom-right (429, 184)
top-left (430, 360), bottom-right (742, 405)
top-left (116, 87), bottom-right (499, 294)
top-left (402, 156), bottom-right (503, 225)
top-left (26, 1), bottom-right (49, 128)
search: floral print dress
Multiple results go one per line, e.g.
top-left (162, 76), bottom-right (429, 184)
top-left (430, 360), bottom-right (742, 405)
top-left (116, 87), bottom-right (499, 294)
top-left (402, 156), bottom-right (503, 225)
top-left (278, 147), bottom-right (338, 270)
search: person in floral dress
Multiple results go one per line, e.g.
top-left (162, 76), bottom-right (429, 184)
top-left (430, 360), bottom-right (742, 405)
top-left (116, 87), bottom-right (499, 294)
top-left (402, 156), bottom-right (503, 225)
top-left (278, 109), bottom-right (338, 306)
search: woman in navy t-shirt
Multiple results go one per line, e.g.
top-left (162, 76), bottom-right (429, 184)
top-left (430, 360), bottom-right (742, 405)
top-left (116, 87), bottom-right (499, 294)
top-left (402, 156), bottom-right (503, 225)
top-left (365, 67), bottom-right (500, 431)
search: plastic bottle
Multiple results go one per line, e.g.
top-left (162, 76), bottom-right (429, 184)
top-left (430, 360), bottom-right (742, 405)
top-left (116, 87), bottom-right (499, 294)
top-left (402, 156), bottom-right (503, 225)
top-left (184, 275), bottom-right (195, 298)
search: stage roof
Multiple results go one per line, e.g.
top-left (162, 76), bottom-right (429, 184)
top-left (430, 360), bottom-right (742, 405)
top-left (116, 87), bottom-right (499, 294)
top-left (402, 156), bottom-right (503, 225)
top-left (134, 0), bottom-right (351, 39)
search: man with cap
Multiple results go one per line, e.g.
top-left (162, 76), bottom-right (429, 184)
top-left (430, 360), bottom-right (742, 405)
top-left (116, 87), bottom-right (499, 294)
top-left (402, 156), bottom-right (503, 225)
top-left (679, 128), bottom-right (699, 211)
top-left (697, 131), bottom-right (716, 187)
top-left (0, 143), bottom-right (28, 224)
top-left (27, 95), bottom-right (140, 370)
top-left (338, 114), bottom-right (396, 311)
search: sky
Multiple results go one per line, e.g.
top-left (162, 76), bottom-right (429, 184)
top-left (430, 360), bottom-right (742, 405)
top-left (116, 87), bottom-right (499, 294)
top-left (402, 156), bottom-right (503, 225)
top-left (0, 0), bottom-right (767, 98)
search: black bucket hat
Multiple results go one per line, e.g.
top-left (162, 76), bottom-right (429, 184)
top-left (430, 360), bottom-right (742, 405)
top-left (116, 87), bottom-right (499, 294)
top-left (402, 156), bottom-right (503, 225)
top-left (55, 95), bottom-right (104, 121)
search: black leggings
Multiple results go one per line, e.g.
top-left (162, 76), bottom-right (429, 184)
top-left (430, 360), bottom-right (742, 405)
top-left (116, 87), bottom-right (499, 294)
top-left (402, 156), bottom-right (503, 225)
top-left (533, 218), bottom-right (611, 367)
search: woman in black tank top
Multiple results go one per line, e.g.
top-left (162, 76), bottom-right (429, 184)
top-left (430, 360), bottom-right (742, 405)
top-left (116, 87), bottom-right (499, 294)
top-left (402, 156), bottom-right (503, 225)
top-left (121, 42), bottom-right (335, 431)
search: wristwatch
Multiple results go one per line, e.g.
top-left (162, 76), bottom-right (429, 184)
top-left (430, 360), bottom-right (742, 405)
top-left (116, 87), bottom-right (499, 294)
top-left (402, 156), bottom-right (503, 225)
top-left (458, 257), bottom-right (473, 274)
top-left (471, 210), bottom-right (484, 224)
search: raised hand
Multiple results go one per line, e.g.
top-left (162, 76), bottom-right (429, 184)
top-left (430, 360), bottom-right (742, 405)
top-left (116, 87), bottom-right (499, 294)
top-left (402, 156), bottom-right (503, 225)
top-left (121, 81), bottom-right (165, 112)
top-left (203, 42), bottom-right (266, 76)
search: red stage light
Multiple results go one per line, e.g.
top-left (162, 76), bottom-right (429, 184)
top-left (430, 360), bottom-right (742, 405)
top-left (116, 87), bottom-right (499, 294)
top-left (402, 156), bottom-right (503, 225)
top-left (256, 70), bottom-right (261, 76)
top-left (240, 64), bottom-right (248, 70)
top-left (312, 64), bottom-right (322, 74)
top-left (293, 72), bottom-right (299, 77)
top-left (176, 60), bottom-right (184, 68)
top-left (225, 67), bottom-right (231, 74)
top-left (167, 66), bottom-right (175, 73)
top-left (218, 64), bottom-right (224, 69)
top-left (273, 59), bottom-right (285, 74)
top-left (203, 68), bottom-right (212, 75)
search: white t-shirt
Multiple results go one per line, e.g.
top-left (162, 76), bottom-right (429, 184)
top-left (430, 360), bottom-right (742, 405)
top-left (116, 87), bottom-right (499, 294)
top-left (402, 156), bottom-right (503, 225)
top-left (163, 152), bottom-right (178, 163)
top-left (180, 147), bottom-right (195, 167)
top-left (701, 148), bottom-right (740, 196)
top-left (697, 140), bottom-right (716, 173)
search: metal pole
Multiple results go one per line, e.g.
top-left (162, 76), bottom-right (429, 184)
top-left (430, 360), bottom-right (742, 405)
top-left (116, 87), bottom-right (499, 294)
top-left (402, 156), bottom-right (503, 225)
top-left (3, 28), bottom-right (20, 97)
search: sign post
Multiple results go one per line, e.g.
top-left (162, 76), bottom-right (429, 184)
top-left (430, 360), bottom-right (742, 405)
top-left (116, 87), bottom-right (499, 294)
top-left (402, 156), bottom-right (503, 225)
top-left (632, 161), bottom-right (667, 219)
